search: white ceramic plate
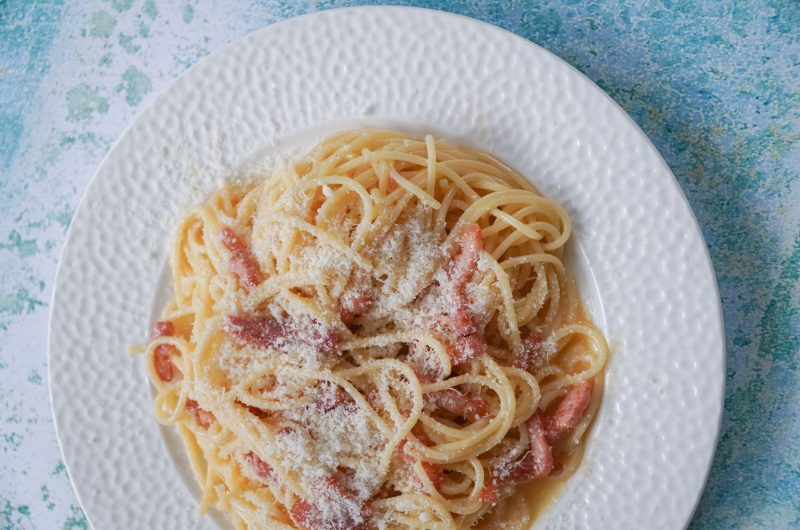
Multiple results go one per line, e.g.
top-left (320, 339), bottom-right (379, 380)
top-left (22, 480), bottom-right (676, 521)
top-left (49, 7), bottom-right (724, 530)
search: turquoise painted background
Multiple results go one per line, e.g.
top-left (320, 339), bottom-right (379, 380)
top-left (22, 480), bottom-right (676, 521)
top-left (1, 1), bottom-right (798, 528)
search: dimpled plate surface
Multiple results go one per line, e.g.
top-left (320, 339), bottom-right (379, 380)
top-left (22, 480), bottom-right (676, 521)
top-left (48, 6), bottom-right (724, 530)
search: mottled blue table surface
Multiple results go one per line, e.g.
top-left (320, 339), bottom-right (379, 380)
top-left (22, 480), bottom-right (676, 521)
top-left (1, 1), bottom-right (798, 529)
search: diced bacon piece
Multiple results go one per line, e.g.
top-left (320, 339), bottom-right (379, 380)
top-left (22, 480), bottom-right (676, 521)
top-left (480, 455), bottom-right (551, 505)
top-left (290, 478), bottom-right (369, 530)
top-left (447, 333), bottom-right (487, 365)
top-left (290, 499), bottom-right (320, 530)
top-left (153, 344), bottom-right (176, 382)
top-left (544, 380), bottom-right (593, 440)
top-left (405, 343), bottom-right (441, 384)
top-left (419, 461), bottom-right (443, 490)
top-left (480, 414), bottom-right (554, 504)
top-left (226, 314), bottom-right (284, 349)
top-left (411, 365), bottom-right (437, 384)
top-left (152, 320), bottom-right (175, 338)
top-left (185, 399), bottom-right (215, 429)
top-left (437, 297), bottom-right (477, 336)
top-left (434, 295), bottom-right (486, 366)
top-left (426, 389), bottom-right (490, 419)
top-left (151, 321), bottom-right (178, 382)
top-left (314, 382), bottom-right (356, 413)
top-left (410, 423), bottom-right (434, 446)
top-left (243, 451), bottom-right (274, 482)
top-left (321, 477), bottom-right (357, 499)
top-left (398, 438), bottom-right (443, 490)
top-left (478, 483), bottom-right (500, 504)
top-left (526, 413), bottom-right (554, 477)
top-left (339, 288), bottom-right (374, 325)
top-left (297, 317), bottom-right (339, 355)
top-left (220, 226), bottom-right (264, 290)
top-left (432, 224), bottom-right (488, 366)
top-left (513, 332), bottom-right (549, 372)
top-left (245, 404), bottom-right (272, 420)
top-left (448, 223), bottom-right (483, 292)
top-left (477, 384), bottom-right (592, 505)
top-left (486, 452), bottom-right (549, 498)
top-left (411, 366), bottom-right (437, 384)
top-left (387, 176), bottom-right (399, 191)
top-left (225, 314), bottom-right (338, 355)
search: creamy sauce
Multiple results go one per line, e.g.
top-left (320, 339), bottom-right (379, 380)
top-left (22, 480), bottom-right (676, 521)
top-left (475, 310), bottom-right (605, 530)
top-left (472, 467), bottom-right (567, 530)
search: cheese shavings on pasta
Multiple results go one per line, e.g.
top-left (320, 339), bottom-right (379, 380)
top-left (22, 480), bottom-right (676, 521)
top-left (145, 130), bottom-right (609, 530)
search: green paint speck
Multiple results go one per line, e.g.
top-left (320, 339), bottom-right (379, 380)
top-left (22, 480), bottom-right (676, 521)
top-left (28, 370), bottom-right (42, 385)
top-left (63, 504), bottom-right (89, 529)
top-left (66, 84), bottom-right (109, 122)
top-left (138, 21), bottom-right (150, 38)
top-left (1, 500), bottom-right (31, 525)
top-left (52, 462), bottom-right (65, 476)
top-left (3, 432), bottom-right (23, 450)
top-left (88, 11), bottom-right (117, 38)
top-left (118, 32), bottom-right (140, 53)
top-left (0, 287), bottom-right (45, 315)
top-left (40, 485), bottom-right (56, 509)
top-left (142, 0), bottom-right (158, 21)
top-left (182, 4), bottom-right (195, 23)
top-left (99, 53), bottom-right (113, 67)
top-left (117, 66), bottom-right (152, 106)
top-left (0, 230), bottom-right (38, 258)
top-left (53, 208), bottom-right (74, 230)
top-left (111, 0), bottom-right (134, 13)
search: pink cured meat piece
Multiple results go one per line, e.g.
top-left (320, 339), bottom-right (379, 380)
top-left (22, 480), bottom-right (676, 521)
top-left (226, 314), bottom-right (338, 356)
top-left (512, 332), bottom-right (549, 372)
top-left (479, 382), bottom-right (593, 504)
top-left (152, 320), bottom-right (175, 338)
top-left (243, 451), bottom-right (274, 482)
top-left (220, 226), bottom-right (264, 290)
top-left (544, 380), bottom-right (593, 441)
top-left (525, 413), bottom-right (555, 477)
top-left (339, 289), bottom-right (374, 325)
top-left (448, 223), bottom-right (483, 292)
top-left (314, 382), bottom-right (357, 414)
top-left (289, 478), bottom-right (369, 530)
top-left (426, 389), bottom-right (490, 419)
top-left (185, 399), bottom-right (215, 429)
top-left (478, 414), bottom-right (553, 504)
top-left (151, 320), bottom-right (177, 382)
top-left (439, 223), bottom-right (488, 365)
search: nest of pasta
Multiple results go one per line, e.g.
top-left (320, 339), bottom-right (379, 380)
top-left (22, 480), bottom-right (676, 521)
top-left (146, 130), bottom-right (608, 530)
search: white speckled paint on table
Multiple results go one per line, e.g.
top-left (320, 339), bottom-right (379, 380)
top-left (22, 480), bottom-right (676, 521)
top-left (0, 1), bottom-right (798, 529)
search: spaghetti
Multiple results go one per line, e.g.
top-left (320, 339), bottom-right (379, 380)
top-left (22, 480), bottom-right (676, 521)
top-left (145, 130), bottom-right (609, 529)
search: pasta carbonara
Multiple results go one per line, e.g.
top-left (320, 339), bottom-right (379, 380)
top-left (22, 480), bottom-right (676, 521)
top-left (145, 129), bottom-right (609, 530)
